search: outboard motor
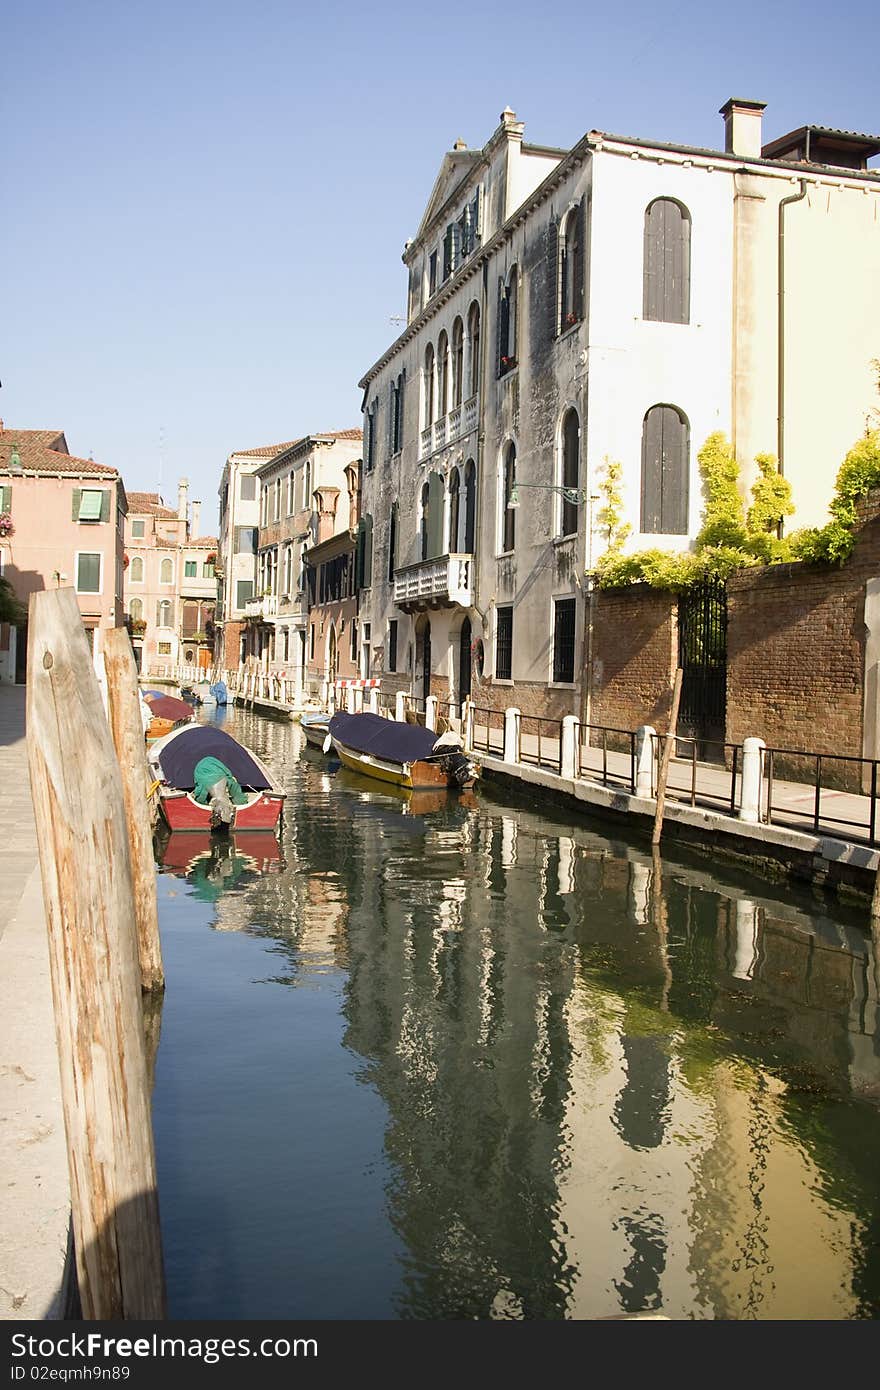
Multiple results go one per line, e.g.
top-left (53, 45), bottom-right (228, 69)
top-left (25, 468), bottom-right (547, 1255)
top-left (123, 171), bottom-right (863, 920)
top-left (207, 777), bottom-right (235, 830)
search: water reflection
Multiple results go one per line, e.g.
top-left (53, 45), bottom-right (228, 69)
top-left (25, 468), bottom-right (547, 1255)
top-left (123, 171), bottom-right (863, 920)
top-left (152, 708), bottom-right (880, 1320)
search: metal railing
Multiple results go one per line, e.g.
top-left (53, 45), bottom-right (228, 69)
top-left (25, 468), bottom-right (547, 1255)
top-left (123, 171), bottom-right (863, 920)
top-left (577, 724), bottom-right (638, 793)
top-left (469, 705), bottom-right (504, 757)
top-left (517, 713), bottom-right (563, 775)
top-left (652, 735), bottom-right (742, 816)
top-left (763, 747), bottom-right (880, 845)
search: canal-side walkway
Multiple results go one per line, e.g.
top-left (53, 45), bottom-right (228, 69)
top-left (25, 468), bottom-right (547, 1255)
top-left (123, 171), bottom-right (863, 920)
top-left (0, 685), bottom-right (70, 1320)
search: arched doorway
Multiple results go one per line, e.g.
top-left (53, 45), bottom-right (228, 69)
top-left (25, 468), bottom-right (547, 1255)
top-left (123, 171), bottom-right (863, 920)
top-left (458, 618), bottom-right (472, 714)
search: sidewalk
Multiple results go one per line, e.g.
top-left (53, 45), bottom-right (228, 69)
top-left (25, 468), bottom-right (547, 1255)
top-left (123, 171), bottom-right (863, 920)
top-left (0, 685), bottom-right (70, 1320)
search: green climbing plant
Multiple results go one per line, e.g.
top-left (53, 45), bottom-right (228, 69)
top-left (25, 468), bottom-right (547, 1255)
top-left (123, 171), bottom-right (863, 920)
top-left (0, 574), bottom-right (24, 625)
top-left (593, 455), bottom-right (630, 556)
top-left (790, 429), bottom-right (880, 566)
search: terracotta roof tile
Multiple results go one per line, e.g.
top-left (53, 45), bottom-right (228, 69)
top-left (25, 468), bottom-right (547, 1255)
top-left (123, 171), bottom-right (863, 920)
top-left (0, 434), bottom-right (117, 477)
top-left (233, 440), bottom-right (303, 459)
top-left (126, 491), bottom-right (179, 517)
top-left (0, 427), bottom-right (68, 452)
top-left (319, 428), bottom-right (363, 441)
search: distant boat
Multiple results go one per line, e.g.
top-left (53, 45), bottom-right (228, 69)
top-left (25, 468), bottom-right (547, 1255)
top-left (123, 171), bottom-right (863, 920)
top-left (328, 710), bottom-right (478, 790)
top-left (148, 724), bottom-right (285, 832)
top-left (300, 709), bottom-right (332, 750)
top-left (143, 691), bottom-right (195, 743)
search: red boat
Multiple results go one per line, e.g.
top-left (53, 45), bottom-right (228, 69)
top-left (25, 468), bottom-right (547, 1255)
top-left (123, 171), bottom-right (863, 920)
top-left (148, 724), bottom-right (285, 833)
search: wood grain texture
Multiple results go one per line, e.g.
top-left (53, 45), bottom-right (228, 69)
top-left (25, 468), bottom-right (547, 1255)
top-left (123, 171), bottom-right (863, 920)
top-left (104, 628), bottom-right (164, 992)
top-left (652, 667), bottom-right (684, 847)
top-left (26, 590), bottom-right (165, 1319)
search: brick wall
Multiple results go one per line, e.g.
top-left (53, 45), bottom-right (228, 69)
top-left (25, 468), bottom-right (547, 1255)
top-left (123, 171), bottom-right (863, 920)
top-left (589, 585), bottom-right (677, 731)
top-left (221, 620), bottom-right (244, 669)
top-left (726, 491), bottom-right (880, 761)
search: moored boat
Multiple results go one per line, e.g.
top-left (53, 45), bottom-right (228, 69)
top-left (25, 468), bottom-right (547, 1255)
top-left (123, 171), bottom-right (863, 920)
top-left (300, 709), bottom-right (332, 750)
top-left (148, 724), bottom-right (285, 832)
top-left (328, 710), bottom-right (478, 790)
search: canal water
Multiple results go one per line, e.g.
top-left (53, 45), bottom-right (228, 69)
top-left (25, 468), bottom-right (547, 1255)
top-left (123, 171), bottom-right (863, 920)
top-left (151, 706), bottom-right (880, 1320)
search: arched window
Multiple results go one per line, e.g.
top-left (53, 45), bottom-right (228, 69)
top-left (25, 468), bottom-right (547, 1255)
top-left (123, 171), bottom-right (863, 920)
top-left (559, 202), bottom-right (584, 331)
top-left (467, 302), bottom-right (481, 398)
top-left (451, 318), bottom-right (464, 408)
top-left (641, 405), bottom-right (689, 534)
top-left (130, 556), bottom-right (144, 583)
top-left (464, 460), bottom-right (476, 552)
top-left (498, 269), bottom-right (517, 375)
top-left (501, 443), bottom-right (516, 552)
top-left (420, 481), bottom-right (430, 561)
top-left (448, 469), bottom-right (461, 553)
top-left (303, 459), bottom-right (312, 510)
top-left (560, 408), bottom-right (580, 537)
top-left (128, 597), bottom-right (143, 622)
top-left (424, 343), bottom-right (435, 427)
top-left (356, 514), bottom-right (374, 588)
top-left (437, 331), bottom-right (449, 417)
top-left (160, 558), bottom-right (173, 584)
top-left (643, 199), bottom-right (691, 324)
top-left (388, 501), bottom-right (399, 582)
top-left (157, 599), bottom-right (172, 628)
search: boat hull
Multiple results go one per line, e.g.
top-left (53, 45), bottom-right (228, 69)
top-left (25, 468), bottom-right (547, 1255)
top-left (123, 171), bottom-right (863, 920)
top-left (300, 714), bottom-right (331, 749)
top-left (158, 788), bottom-right (285, 832)
top-left (333, 740), bottom-right (468, 790)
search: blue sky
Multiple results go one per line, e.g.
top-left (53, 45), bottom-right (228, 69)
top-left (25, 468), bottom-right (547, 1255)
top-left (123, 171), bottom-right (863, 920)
top-left (4, 0), bottom-right (879, 533)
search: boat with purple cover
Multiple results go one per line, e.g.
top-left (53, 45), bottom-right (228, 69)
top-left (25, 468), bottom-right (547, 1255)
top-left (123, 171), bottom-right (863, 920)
top-left (328, 710), bottom-right (478, 790)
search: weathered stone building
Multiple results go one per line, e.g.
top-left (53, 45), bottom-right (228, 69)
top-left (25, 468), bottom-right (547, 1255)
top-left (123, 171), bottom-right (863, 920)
top-left (356, 100), bottom-right (880, 723)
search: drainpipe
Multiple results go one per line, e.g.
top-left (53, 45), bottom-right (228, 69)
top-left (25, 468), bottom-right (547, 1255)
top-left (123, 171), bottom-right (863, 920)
top-left (472, 256), bottom-right (490, 672)
top-left (777, 179), bottom-right (808, 508)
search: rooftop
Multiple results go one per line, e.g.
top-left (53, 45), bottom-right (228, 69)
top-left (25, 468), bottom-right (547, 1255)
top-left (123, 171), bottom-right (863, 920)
top-left (0, 429), bottom-right (117, 477)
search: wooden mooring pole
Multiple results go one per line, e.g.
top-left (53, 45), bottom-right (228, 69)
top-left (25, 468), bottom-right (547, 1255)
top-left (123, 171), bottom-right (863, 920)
top-left (26, 590), bottom-right (166, 1319)
top-left (652, 667), bottom-right (684, 848)
top-left (104, 627), bottom-right (164, 992)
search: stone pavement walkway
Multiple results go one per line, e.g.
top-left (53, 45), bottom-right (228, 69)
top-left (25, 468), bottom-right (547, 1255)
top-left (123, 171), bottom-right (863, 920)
top-left (0, 685), bottom-right (70, 1320)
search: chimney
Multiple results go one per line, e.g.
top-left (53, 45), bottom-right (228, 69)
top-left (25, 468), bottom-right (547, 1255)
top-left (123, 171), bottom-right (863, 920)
top-left (720, 98), bottom-right (766, 158)
top-left (177, 476), bottom-right (189, 522)
top-left (190, 500), bottom-right (201, 539)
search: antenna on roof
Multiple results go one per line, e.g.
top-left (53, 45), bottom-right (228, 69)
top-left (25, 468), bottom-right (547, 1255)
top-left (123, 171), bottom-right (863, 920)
top-left (389, 315), bottom-right (406, 325)
top-left (157, 425), bottom-right (165, 503)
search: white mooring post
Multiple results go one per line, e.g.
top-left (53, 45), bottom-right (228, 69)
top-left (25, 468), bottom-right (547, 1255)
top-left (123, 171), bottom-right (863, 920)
top-left (561, 715), bottom-right (579, 780)
top-left (425, 695), bottom-right (438, 731)
top-left (739, 737), bottom-right (766, 823)
top-left (368, 686), bottom-right (379, 714)
top-left (636, 726), bottom-right (656, 798)
top-left (395, 691), bottom-right (407, 722)
top-left (462, 698), bottom-right (474, 752)
top-left (503, 707), bottom-right (521, 764)
top-left (346, 685), bottom-right (357, 713)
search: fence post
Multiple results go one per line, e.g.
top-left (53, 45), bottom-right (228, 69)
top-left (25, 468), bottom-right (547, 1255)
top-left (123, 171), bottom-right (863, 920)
top-left (368, 686), bottom-right (379, 714)
top-left (425, 695), bottom-right (438, 731)
top-left (652, 667), bottom-right (684, 847)
top-left (504, 707), bottom-right (520, 764)
top-left (395, 691), bottom-right (407, 722)
top-left (104, 628), bottom-right (164, 993)
top-left (463, 698), bottom-right (474, 752)
top-left (739, 737), bottom-right (766, 823)
top-left (26, 589), bottom-right (166, 1319)
top-left (636, 726), bottom-right (656, 798)
top-left (561, 715), bottom-right (578, 780)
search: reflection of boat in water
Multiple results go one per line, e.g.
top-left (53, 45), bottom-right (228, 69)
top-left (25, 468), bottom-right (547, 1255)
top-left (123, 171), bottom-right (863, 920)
top-left (156, 830), bottom-right (283, 901)
top-left (329, 711), bottom-right (478, 790)
top-left (148, 724), bottom-right (285, 832)
top-left (300, 710), bottom-right (332, 750)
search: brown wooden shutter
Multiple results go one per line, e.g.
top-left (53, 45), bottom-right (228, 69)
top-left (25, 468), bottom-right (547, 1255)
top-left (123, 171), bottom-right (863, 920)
top-left (547, 216), bottom-right (559, 336)
top-left (427, 472), bottom-right (444, 559)
top-left (641, 407), bottom-right (664, 531)
top-left (574, 198), bottom-right (586, 321)
top-left (643, 203), bottom-right (660, 321)
top-left (496, 277), bottom-right (507, 374)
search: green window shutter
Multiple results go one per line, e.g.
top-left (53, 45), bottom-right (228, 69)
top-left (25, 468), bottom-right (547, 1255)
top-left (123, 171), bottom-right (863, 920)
top-left (0, 485), bottom-right (10, 513)
top-left (71, 488), bottom-right (82, 520)
top-left (100, 490), bottom-right (111, 522)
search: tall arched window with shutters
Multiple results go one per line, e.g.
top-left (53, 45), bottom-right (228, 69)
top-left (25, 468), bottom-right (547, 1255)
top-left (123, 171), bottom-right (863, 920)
top-left (559, 408), bottom-right (580, 538)
top-left (160, 558), bottom-right (173, 584)
top-left (130, 556), bottom-right (144, 583)
top-left (559, 202), bottom-right (585, 332)
top-left (640, 405), bottom-right (690, 534)
top-left (388, 501), bottom-right (399, 582)
top-left (451, 318), bottom-right (464, 408)
top-left (420, 482), bottom-right (430, 561)
top-left (463, 460), bottom-right (476, 553)
top-left (424, 344), bottom-right (435, 427)
top-left (643, 199), bottom-right (691, 324)
top-left (467, 302), bottom-right (480, 398)
top-left (448, 469), bottom-right (461, 552)
top-left (437, 331), bottom-right (449, 418)
top-left (500, 443), bottom-right (516, 552)
top-left (128, 597), bottom-right (143, 623)
top-left (498, 268), bottom-right (517, 375)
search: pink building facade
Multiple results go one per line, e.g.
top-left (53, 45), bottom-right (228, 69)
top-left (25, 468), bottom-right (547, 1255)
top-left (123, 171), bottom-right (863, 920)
top-left (0, 426), bottom-right (125, 684)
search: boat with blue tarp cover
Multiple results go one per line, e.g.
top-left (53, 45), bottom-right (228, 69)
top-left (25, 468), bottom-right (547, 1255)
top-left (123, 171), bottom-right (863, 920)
top-left (148, 723), bottom-right (285, 832)
top-left (328, 710), bottom-right (478, 790)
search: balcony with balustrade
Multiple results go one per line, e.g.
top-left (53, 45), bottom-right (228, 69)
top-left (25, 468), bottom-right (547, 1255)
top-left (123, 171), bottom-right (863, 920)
top-left (418, 394), bottom-right (478, 460)
top-left (245, 593), bottom-right (279, 620)
top-left (393, 554), bottom-right (473, 612)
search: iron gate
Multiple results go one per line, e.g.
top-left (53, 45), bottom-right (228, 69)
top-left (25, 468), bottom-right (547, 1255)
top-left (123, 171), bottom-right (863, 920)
top-left (677, 579), bottom-right (727, 752)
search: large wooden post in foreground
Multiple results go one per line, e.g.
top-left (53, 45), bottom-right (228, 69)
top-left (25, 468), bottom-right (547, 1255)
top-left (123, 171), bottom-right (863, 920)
top-left (104, 627), bottom-right (164, 992)
top-left (26, 590), bottom-right (165, 1319)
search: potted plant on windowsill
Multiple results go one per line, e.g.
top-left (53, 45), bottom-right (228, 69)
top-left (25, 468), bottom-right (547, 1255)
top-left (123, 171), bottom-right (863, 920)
top-left (499, 355), bottom-right (517, 373)
top-left (205, 552), bottom-right (217, 564)
top-left (565, 312), bottom-right (578, 328)
top-left (0, 513), bottom-right (15, 539)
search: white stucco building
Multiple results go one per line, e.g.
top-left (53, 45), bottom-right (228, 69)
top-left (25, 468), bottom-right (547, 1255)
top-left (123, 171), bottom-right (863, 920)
top-left (356, 99), bottom-right (880, 722)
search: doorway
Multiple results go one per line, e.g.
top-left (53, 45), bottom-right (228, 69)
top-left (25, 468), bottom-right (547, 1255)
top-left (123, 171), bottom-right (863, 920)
top-left (458, 618), bottom-right (472, 714)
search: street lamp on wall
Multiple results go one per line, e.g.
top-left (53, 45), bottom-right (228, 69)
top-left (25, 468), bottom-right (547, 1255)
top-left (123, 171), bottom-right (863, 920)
top-left (506, 483), bottom-right (588, 509)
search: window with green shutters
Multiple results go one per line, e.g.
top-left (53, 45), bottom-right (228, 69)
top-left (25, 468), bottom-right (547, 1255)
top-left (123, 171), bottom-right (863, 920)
top-left (0, 485), bottom-right (11, 514)
top-left (72, 488), bottom-right (110, 522)
top-left (236, 579), bottom-right (253, 610)
top-left (184, 560), bottom-right (197, 577)
top-left (202, 562), bottom-right (214, 578)
top-left (76, 552), bottom-right (101, 593)
top-left (131, 519), bottom-right (145, 538)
